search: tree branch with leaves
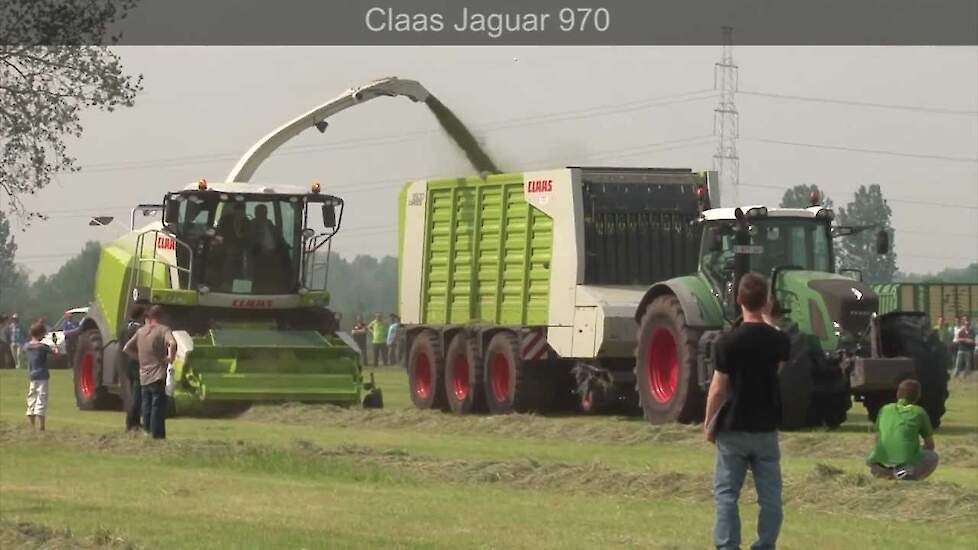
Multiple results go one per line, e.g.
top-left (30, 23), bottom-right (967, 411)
top-left (0, 0), bottom-right (142, 219)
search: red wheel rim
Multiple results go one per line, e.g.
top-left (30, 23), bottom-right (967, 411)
top-left (647, 328), bottom-right (678, 404)
top-left (79, 352), bottom-right (95, 398)
top-left (413, 352), bottom-right (432, 400)
top-left (490, 353), bottom-right (510, 403)
top-left (451, 355), bottom-right (470, 401)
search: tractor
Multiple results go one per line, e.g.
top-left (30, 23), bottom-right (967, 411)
top-left (634, 191), bottom-right (950, 429)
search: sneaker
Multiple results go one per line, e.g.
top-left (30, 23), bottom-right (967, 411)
top-left (894, 466), bottom-right (910, 480)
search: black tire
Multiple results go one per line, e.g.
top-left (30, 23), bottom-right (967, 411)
top-left (72, 329), bottom-right (119, 410)
top-left (879, 314), bottom-right (950, 428)
top-left (483, 331), bottom-right (553, 414)
top-left (863, 391), bottom-right (891, 424)
top-left (444, 333), bottom-right (485, 415)
top-left (812, 391), bottom-right (851, 429)
top-left (634, 295), bottom-right (704, 424)
top-left (362, 388), bottom-right (384, 409)
top-left (407, 330), bottom-right (447, 410)
top-left (778, 326), bottom-right (816, 430)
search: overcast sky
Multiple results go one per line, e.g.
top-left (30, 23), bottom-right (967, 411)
top-left (12, 46), bottom-right (978, 276)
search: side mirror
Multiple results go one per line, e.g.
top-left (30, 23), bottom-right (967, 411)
top-left (322, 204), bottom-right (337, 229)
top-left (875, 229), bottom-right (890, 255)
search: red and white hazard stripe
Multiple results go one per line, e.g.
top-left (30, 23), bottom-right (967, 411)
top-left (521, 329), bottom-right (549, 361)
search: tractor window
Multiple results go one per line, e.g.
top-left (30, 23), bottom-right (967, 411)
top-left (204, 196), bottom-right (302, 294)
top-left (749, 219), bottom-right (833, 274)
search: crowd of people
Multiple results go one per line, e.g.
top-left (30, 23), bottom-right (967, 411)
top-left (350, 313), bottom-right (402, 366)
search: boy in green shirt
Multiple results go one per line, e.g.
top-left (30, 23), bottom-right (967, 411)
top-left (867, 379), bottom-right (939, 480)
top-left (367, 313), bottom-right (388, 366)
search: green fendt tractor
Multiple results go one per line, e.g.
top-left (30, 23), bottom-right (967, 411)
top-left (71, 180), bottom-right (383, 414)
top-left (634, 192), bottom-right (950, 429)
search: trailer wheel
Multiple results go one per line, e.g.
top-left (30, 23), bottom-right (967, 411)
top-left (72, 329), bottom-right (119, 410)
top-left (407, 330), bottom-right (446, 410)
top-left (483, 331), bottom-right (552, 414)
top-left (444, 333), bottom-right (485, 415)
top-left (635, 295), bottom-right (704, 424)
top-left (879, 314), bottom-right (950, 428)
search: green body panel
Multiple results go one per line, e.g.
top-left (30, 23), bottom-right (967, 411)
top-left (874, 282), bottom-right (978, 322)
top-left (408, 173), bottom-right (553, 326)
top-left (774, 270), bottom-right (847, 351)
top-left (663, 274), bottom-right (726, 328)
top-left (169, 329), bottom-right (360, 412)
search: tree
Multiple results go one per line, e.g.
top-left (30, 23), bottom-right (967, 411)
top-left (779, 184), bottom-right (834, 209)
top-left (0, 211), bottom-right (21, 308)
top-left (835, 184), bottom-right (897, 283)
top-left (0, 0), bottom-right (142, 217)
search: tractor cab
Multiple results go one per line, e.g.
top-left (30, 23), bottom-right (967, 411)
top-left (130, 180), bottom-right (342, 304)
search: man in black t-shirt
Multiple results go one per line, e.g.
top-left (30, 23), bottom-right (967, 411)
top-left (705, 272), bottom-right (790, 550)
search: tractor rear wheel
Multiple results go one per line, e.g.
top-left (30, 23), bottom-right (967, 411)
top-left (72, 329), bottom-right (119, 410)
top-left (879, 314), bottom-right (950, 428)
top-left (444, 333), bottom-right (485, 415)
top-left (635, 295), bottom-right (704, 424)
top-left (407, 330), bottom-right (446, 410)
top-left (483, 331), bottom-right (552, 414)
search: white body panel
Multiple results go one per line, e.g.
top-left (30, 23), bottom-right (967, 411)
top-left (399, 180), bottom-right (430, 325)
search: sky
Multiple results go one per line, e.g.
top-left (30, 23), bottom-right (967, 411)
top-left (11, 46), bottom-right (978, 277)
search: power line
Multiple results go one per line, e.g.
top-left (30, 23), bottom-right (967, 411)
top-left (739, 181), bottom-right (978, 210)
top-left (740, 90), bottom-right (978, 117)
top-left (745, 137), bottom-right (978, 164)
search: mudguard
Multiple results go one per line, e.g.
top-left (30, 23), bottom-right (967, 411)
top-left (635, 275), bottom-right (724, 329)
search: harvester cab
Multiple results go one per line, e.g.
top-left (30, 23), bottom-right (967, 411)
top-left (634, 190), bottom-right (948, 430)
top-left (73, 180), bottom-right (383, 415)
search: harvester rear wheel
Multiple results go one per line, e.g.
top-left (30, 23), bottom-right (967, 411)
top-left (635, 295), bottom-right (703, 424)
top-left (72, 329), bottom-right (118, 410)
top-left (483, 331), bottom-right (552, 414)
top-left (444, 333), bottom-right (485, 415)
top-left (879, 314), bottom-right (950, 428)
top-left (407, 330), bottom-right (447, 410)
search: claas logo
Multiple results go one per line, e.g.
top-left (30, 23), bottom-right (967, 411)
top-left (232, 299), bottom-right (273, 308)
top-left (156, 236), bottom-right (176, 250)
top-left (527, 179), bottom-right (553, 193)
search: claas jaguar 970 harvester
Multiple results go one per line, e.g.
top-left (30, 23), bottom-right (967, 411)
top-left (70, 77), bottom-right (433, 413)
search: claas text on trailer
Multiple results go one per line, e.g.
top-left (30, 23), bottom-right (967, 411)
top-left (364, 7), bottom-right (610, 38)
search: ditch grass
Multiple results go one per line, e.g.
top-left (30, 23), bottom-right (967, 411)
top-left (1, 369), bottom-right (976, 549)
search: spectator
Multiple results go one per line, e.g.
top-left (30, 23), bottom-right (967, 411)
top-left (123, 305), bottom-right (146, 432)
top-left (60, 311), bottom-right (84, 357)
top-left (951, 316), bottom-right (975, 378)
top-left (4, 313), bottom-right (26, 369)
top-left (387, 314), bottom-right (402, 365)
top-left (24, 321), bottom-right (58, 431)
top-left (867, 379), bottom-right (939, 480)
top-left (705, 272), bottom-right (788, 550)
top-left (0, 314), bottom-right (10, 369)
top-left (123, 305), bottom-right (176, 439)
top-left (351, 315), bottom-right (368, 365)
top-left (368, 313), bottom-right (388, 366)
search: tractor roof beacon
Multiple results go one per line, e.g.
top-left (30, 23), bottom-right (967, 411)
top-left (633, 188), bottom-right (949, 429)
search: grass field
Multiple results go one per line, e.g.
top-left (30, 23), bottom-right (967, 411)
top-left (1, 368), bottom-right (976, 549)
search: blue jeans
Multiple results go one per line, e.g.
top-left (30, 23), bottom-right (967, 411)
top-left (125, 363), bottom-right (142, 431)
top-left (952, 349), bottom-right (974, 377)
top-left (714, 430), bottom-right (782, 550)
top-left (141, 381), bottom-right (167, 439)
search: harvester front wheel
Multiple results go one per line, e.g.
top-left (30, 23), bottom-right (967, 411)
top-left (444, 333), bottom-right (485, 415)
top-left (635, 295), bottom-right (703, 424)
top-left (879, 314), bottom-right (950, 428)
top-left (407, 330), bottom-right (447, 410)
top-left (483, 331), bottom-right (552, 414)
top-left (72, 329), bottom-right (118, 410)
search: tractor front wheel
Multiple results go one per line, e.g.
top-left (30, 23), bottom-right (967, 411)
top-left (72, 329), bottom-right (118, 410)
top-left (635, 295), bottom-right (703, 424)
top-left (879, 314), bottom-right (950, 428)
